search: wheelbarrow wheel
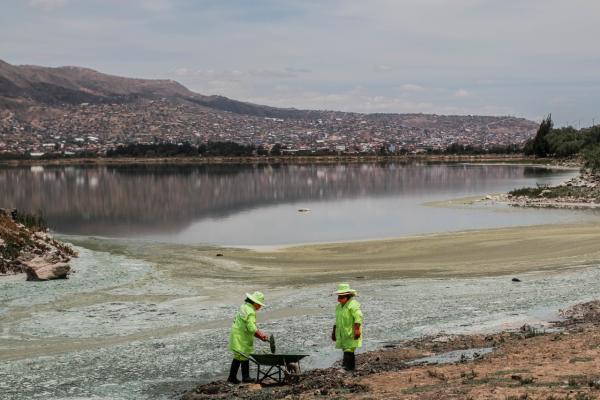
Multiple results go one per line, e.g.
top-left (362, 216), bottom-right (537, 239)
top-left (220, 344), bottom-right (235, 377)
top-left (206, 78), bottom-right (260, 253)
top-left (284, 362), bottom-right (301, 384)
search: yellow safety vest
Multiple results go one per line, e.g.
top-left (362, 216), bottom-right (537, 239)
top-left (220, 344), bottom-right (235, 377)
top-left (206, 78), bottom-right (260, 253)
top-left (228, 302), bottom-right (257, 359)
top-left (335, 298), bottom-right (363, 350)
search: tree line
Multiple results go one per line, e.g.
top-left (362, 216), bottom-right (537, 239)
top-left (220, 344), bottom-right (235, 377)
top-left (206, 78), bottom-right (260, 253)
top-left (106, 141), bottom-right (257, 157)
top-left (105, 141), bottom-right (344, 157)
top-left (428, 143), bottom-right (522, 155)
top-left (524, 114), bottom-right (600, 171)
top-left (104, 141), bottom-right (523, 158)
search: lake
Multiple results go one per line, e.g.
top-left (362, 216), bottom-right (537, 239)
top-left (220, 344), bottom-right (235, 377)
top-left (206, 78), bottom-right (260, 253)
top-left (0, 162), bottom-right (594, 245)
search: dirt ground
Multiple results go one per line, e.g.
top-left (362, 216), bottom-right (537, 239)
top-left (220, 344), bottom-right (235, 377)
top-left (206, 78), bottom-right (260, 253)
top-left (183, 300), bottom-right (600, 400)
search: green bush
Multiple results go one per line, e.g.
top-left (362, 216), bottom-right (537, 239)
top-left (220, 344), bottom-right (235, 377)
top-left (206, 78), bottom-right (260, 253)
top-left (583, 145), bottom-right (600, 172)
top-left (509, 187), bottom-right (545, 197)
top-left (546, 126), bottom-right (585, 157)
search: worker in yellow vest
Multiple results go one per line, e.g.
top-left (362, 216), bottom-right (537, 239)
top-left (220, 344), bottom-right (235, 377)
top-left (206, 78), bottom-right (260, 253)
top-left (331, 283), bottom-right (363, 371)
top-left (227, 291), bottom-right (268, 384)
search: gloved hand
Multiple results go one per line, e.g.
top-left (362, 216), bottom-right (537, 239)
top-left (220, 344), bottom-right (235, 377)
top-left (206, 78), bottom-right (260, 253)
top-left (331, 325), bottom-right (336, 341)
top-left (255, 330), bottom-right (268, 341)
top-left (353, 324), bottom-right (361, 340)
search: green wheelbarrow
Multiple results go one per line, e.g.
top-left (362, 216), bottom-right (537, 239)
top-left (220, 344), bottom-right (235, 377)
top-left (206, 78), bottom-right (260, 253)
top-left (233, 350), bottom-right (309, 384)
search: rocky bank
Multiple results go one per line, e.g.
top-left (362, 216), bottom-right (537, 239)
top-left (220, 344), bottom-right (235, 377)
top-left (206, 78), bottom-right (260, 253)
top-left (0, 208), bottom-right (77, 279)
top-left (486, 169), bottom-right (600, 209)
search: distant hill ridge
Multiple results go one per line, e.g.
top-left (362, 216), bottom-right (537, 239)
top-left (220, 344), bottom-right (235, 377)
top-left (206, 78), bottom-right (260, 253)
top-left (0, 59), bottom-right (322, 119)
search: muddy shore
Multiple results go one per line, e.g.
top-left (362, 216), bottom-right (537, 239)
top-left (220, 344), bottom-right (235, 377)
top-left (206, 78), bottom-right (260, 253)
top-left (184, 300), bottom-right (600, 400)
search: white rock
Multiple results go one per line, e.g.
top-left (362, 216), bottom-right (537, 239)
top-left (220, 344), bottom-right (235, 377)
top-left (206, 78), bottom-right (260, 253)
top-left (23, 256), bottom-right (71, 281)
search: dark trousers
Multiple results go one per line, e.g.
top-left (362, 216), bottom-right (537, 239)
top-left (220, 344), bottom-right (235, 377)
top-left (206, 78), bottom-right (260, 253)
top-left (241, 360), bottom-right (250, 380)
top-left (342, 351), bottom-right (355, 371)
top-left (227, 359), bottom-right (251, 383)
top-left (227, 359), bottom-right (241, 383)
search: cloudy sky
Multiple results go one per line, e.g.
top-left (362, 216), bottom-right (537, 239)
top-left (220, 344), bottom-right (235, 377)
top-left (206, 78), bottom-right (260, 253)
top-left (2, 0), bottom-right (600, 126)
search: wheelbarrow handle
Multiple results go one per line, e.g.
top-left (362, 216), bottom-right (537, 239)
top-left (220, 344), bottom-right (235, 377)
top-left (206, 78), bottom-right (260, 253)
top-left (231, 349), bottom-right (259, 365)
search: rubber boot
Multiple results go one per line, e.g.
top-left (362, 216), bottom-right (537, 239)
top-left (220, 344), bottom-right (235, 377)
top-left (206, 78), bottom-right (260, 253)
top-left (348, 352), bottom-right (356, 371)
top-left (227, 359), bottom-right (241, 384)
top-left (241, 360), bottom-right (254, 383)
top-left (342, 352), bottom-right (351, 370)
top-left (343, 352), bottom-right (355, 371)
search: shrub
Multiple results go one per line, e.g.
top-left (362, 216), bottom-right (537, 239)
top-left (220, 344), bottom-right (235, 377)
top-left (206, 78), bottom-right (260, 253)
top-left (14, 211), bottom-right (48, 231)
top-left (509, 187), bottom-right (545, 197)
top-left (583, 145), bottom-right (600, 172)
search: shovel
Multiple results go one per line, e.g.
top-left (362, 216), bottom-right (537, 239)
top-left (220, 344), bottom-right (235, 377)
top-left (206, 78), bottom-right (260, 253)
top-left (269, 334), bottom-right (276, 354)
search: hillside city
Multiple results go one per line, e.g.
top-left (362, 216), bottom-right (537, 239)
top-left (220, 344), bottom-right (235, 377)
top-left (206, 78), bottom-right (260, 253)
top-left (0, 99), bottom-right (537, 157)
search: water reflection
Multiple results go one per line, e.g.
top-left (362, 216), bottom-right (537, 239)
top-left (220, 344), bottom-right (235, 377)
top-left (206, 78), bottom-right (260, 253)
top-left (0, 163), bottom-right (580, 241)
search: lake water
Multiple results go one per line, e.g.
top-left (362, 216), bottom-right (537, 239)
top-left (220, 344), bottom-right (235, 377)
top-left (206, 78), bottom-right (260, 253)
top-left (0, 163), bottom-right (595, 245)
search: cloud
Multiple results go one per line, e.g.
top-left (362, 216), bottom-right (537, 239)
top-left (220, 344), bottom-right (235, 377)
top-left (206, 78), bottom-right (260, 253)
top-left (28, 0), bottom-right (69, 10)
top-left (454, 89), bottom-right (471, 98)
top-left (248, 68), bottom-right (305, 79)
top-left (100, 0), bottom-right (172, 12)
top-left (174, 68), bottom-right (189, 76)
top-left (242, 86), bottom-right (511, 116)
top-left (401, 84), bottom-right (425, 92)
top-left (284, 67), bottom-right (312, 74)
top-left (133, 0), bottom-right (171, 12)
top-left (172, 67), bottom-right (310, 81)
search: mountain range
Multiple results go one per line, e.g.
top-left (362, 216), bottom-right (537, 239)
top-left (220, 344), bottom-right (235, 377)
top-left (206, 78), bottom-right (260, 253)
top-left (0, 59), bottom-right (321, 119)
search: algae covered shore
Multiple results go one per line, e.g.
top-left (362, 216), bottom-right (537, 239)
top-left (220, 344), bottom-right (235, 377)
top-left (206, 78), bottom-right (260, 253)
top-left (3, 222), bottom-right (600, 399)
top-left (70, 222), bottom-right (600, 287)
